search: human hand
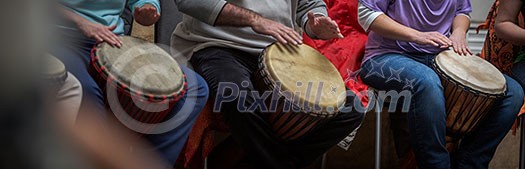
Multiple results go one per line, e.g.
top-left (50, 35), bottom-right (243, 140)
top-left (134, 4), bottom-right (160, 26)
top-left (306, 12), bottom-right (343, 40)
top-left (412, 31), bottom-right (452, 49)
top-left (77, 21), bottom-right (122, 47)
top-left (251, 16), bottom-right (303, 45)
top-left (449, 31), bottom-right (473, 56)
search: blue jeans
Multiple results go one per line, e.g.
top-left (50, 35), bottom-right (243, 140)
top-left (361, 53), bottom-right (524, 169)
top-left (51, 29), bottom-right (209, 165)
top-left (512, 61), bottom-right (525, 90)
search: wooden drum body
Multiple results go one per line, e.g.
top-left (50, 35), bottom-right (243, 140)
top-left (432, 50), bottom-right (506, 139)
top-left (253, 43), bottom-right (346, 141)
top-left (90, 36), bottom-right (187, 125)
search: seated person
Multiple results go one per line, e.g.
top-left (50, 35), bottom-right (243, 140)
top-left (358, 0), bottom-right (524, 168)
top-left (495, 0), bottom-right (525, 93)
top-left (52, 0), bottom-right (209, 165)
top-left (171, 0), bottom-right (363, 168)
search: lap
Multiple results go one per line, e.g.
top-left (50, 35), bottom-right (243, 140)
top-left (190, 47), bottom-right (258, 94)
top-left (511, 61), bottom-right (525, 89)
top-left (360, 53), bottom-right (442, 92)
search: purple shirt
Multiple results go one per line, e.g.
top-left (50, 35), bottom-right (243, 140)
top-left (360, 0), bottom-right (472, 62)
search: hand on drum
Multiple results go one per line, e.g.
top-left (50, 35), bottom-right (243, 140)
top-left (412, 31), bottom-right (453, 49)
top-left (251, 16), bottom-right (303, 45)
top-left (134, 4), bottom-right (160, 26)
top-left (77, 21), bottom-right (122, 48)
top-left (306, 12), bottom-right (344, 40)
top-left (449, 31), bottom-right (473, 56)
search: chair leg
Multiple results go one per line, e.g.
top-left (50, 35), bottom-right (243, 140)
top-left (321, 153), bottom-right (327, 169)
top-left (519, 116), bottom-right (525, 169)
top-left (204, 157), bottom-right (208, 169)
top-left (375, 102), bottom-right (382, 169)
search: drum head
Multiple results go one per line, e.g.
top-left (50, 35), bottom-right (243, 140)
top-left (263, 43), bottom-right (346, 113)
top-left (435, 50), bottom-right (506, 95)
top-left (95, 36), bottom-right (184, 96)
top-left (44, 54), bottom-right (66, 80)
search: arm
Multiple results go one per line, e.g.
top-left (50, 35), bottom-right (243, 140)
top-left (368, 14), bottom-right (452, 48)
top-left (357, 2), bottom-right (384, 32)
top-left (175, 0), bottom-right (302, 45)
top-left (448, 0), bottom-right (472, 55)
top-left (449, 15), bottom-right (472, 55)
top-left (495, 0), bottom-right (525, 45)
top-left (60, 6), bottom-right (122, 47)
top-left (218, 3), bottom-right (303, 44)
top-left (128, 0), bottom-right (161, 26)
top-left (360, 2), bottom-right (452, 48)
top-left (297, 0), bottom-right (343, 40)
top-left (213, 3), bottom-right (258, 27)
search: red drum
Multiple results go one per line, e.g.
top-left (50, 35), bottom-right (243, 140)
top-left (90, 36), bottom-right (187, 125)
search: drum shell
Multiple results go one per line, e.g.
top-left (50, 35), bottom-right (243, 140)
top-left (433, 60), bottom-right (504, 139)
top-left (89, 46), bottom-right (187, 125)
top-left (253, 54), bottom-right (332, 141)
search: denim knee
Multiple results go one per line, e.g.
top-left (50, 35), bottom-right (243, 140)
top-left (504, 75), bottom-right (524, 113)
top-left (182, 66), bottom-right (209, 100)
top-left (194, 72), bottom-right (210, 104)
top-left (413, 72), bottom-right (443, 94)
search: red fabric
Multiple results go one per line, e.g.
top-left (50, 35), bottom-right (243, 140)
top-left (303, 0), bottom-right (370, 106)
top-left (176, 101), bottom-right (229, 169)
top-left (177, 0), bottom-right (370, 168)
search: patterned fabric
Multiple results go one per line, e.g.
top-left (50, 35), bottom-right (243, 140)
top-left (478, 0), bottom-right (525, 74)
top-left (176, 102), bottom-right (229, 169)
top-left (477, 0), bottom-right (525, 120)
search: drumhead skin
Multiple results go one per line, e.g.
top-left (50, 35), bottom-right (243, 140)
top-left (262, 43), bottom-right (346, 114)
top-left (434, 50), bottom-right (506, 95)
top-left (95, 36), bottom-right (184, 96)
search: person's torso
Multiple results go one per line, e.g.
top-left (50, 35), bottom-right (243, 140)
top-left (365, 0), bottom-right (460, 60)
top-left (61, 0), bottom-right (126, 34)
top-left (176, 0), bottom-right (298, 55)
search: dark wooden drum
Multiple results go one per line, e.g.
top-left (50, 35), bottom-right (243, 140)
top-left (432, 50), bottom-right (506, 139)
top-left (254, 43), bottom-right (346, 141)
top-left (90, 36), bottom-right (187, 125)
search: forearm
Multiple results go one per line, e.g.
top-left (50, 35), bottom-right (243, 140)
top-left (496, 22), bottom-right (525, 45)
top-left (61, 6), bottom-right (88, 27)
top-left (214, 3), bottom-right (260, 27)
top-left (297, 0), bottom-right (328, 28)
top-left (368, 14), bottom-right (420, 42)
top-left (451, 15), bottom-right (470, 35)
top-left (175, 0), bottom-right (227, 25)
top-left (495, 0), bottom-right (525, 45)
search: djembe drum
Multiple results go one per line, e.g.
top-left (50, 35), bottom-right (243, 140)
top-left (400, 50), bottom-right (507, 169)
top-left (253, 43), bottom-right (346, 141)
top-left (433, 50), bottom-right (507, 140)
top-left (90, 36), bottom-right (187, 125)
